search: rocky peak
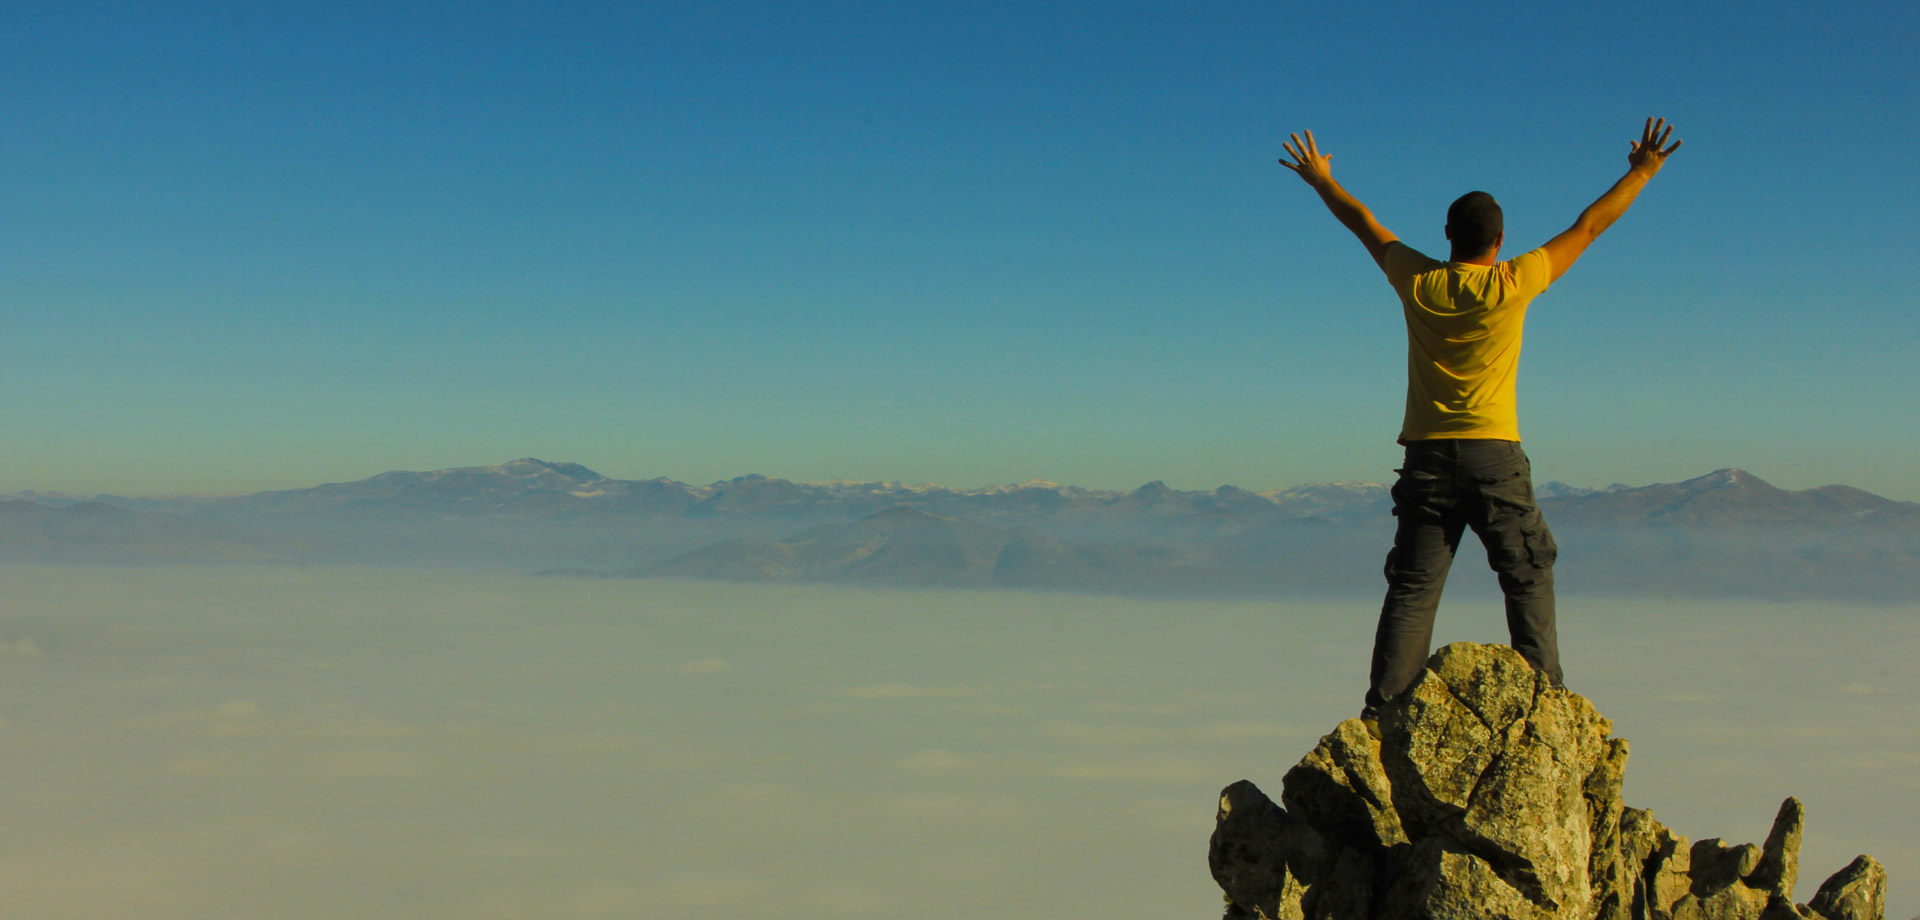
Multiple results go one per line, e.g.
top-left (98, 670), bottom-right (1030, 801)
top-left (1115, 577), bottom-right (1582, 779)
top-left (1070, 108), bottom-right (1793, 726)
top-left (499, 457), bottom-right (603, 480)
top-left (1210, 643), bottom-right (1886, 920)
top-left (1699, 468), bottom-right (1762, 487)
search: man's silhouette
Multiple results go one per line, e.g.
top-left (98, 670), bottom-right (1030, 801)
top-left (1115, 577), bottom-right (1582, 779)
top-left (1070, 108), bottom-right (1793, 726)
top-left (1278, 119), bottom-right (1682, 722)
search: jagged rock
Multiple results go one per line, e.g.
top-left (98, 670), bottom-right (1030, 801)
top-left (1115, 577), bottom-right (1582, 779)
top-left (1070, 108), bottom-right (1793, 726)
top-left (1759, 893), bottom-right (1820, 920)
top-left (1212, 780), bottom-right (1314, 919)
top-left (1282, 717), bottom-right (1407, 852)
top-left (1750, 799), bottom-right (1805, 896)
top-left (1638, 817), bottom-right (1697, 920)
top-left (1809, 857), bottom-right (1886, 920)
top-left (1690, 839), bottom-right (1763, 893)
top-left (1373, 643), bottom-right (1612, 916)
top-left (1587, 740), bottom-right (1634, 920)
top-left (1377, 836), bottom-right (1560, 920)
top-left (1208, 643), bottom-right (1886, 920)
top-left (1211, 779), bottom-right (1372, 920)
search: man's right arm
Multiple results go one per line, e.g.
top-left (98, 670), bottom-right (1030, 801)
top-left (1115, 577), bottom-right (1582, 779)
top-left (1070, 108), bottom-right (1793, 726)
top-left (1279, 130), bottom-right (1399, 272)
top-left (1541, 117), bottom-right (1683, 283)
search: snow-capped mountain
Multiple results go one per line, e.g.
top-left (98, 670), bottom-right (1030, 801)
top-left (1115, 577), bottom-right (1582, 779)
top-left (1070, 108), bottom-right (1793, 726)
top-left (4, 462), bottom-right (1915, 600)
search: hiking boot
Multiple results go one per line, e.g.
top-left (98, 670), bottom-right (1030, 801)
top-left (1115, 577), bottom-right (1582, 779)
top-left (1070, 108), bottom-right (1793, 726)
top-left (1359, 705), bottom-right (1382, 740)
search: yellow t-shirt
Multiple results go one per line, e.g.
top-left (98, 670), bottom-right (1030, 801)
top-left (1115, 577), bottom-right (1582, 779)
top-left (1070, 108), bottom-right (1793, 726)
top-left (1384, 242), bottom-right (1553, 443)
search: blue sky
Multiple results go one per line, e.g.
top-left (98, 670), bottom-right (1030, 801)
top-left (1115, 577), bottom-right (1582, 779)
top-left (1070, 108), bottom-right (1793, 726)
top-left (3, 1), bottom-right (1916, 498)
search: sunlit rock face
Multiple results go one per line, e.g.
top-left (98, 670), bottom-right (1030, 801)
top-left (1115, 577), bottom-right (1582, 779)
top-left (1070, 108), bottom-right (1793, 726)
top-left (1209, 643), bottom-right (1887, 920)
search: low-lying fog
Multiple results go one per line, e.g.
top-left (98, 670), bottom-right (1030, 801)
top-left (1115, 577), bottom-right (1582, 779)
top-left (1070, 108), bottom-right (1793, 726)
top-left (2, 566), bottom-right (1913, 919)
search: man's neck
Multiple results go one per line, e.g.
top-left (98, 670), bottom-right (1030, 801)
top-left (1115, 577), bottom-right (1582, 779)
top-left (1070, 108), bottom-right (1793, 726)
top-left (1448, 248), bottom-right (1500, 266)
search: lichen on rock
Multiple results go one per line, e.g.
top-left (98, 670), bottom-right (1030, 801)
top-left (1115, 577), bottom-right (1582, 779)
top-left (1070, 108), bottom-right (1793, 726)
top-left (1209, 643), bottom-right (1887, 920)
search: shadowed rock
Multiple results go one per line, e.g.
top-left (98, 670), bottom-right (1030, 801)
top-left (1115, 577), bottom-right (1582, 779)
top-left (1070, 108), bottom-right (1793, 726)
top-left (1208, 643), bottom-right (1886, 920)
top-left (1211, 779), bottom-right (1372, 920)
top-left (1749, 798), bottom-right (1805, 896)
top-left (1281, 718), bottom-right (1407, 853)
top-left (1809, 857), bottom-right (1887, 920)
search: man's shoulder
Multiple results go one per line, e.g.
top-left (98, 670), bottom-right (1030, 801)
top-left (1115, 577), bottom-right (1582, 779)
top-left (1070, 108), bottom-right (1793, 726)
top-left (1501, 247), bottom-right (1551, 271)
top-left (1385, 240), bottom-right (1436, 262)
top-left (1499, 247), bottom-right (1554, 294)
top-left (1384, 242), bottom-right (1443, 284)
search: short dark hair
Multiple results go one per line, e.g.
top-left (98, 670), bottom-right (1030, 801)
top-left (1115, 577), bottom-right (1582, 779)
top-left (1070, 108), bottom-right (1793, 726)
top-left (1446, 191), bottom-right (1503, 256)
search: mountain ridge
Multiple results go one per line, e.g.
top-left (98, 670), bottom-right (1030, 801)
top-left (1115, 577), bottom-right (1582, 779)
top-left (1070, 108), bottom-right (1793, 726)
top-left (5, 461), bottom-right (1917, 600)
top-left (10, 459), bottom-right (1916, 526)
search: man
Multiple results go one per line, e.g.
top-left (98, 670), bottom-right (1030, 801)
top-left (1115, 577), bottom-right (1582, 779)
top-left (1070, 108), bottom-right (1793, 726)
top-left (1277, 118), bottom-right (1682, 725)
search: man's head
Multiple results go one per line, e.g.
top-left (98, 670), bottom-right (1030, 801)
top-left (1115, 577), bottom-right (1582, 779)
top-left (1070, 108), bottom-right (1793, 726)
top-left (1445, 191), bottom-right (1503, 260)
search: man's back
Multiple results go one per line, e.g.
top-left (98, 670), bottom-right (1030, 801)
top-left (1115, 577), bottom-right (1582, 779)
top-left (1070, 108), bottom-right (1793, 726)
top-left (1383, 242), bottom-right (1553, 444)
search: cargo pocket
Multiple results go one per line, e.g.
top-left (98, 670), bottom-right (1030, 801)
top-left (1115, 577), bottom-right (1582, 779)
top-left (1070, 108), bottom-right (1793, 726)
top-left (1477, 461), bottom-right (1534, 517)
top-left (1391, 469), bottom-right (1441, 520)
top-left (1522, 522), bottom-right (1558, 569)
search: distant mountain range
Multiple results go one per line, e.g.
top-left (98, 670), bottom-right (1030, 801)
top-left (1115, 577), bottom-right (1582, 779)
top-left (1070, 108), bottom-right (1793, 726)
top-left (5, 459), bottom-right (1917, 600)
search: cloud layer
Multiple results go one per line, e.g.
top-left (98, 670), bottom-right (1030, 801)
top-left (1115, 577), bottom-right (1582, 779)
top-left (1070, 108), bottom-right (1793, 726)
top-left (0, 565), bottom-right (1913, 919)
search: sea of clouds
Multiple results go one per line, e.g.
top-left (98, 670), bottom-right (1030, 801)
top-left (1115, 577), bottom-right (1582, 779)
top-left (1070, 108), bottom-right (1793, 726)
top-left (1, 566), bottom-right (1913, 919)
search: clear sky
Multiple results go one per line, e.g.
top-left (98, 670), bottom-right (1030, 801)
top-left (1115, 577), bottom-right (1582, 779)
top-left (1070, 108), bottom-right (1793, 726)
top-left (4, 1), bottom-right (1916, 499)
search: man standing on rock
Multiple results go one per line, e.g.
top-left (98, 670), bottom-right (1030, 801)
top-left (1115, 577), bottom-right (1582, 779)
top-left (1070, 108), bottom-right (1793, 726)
top-left (1277, 119), bottom-right (1682, 725)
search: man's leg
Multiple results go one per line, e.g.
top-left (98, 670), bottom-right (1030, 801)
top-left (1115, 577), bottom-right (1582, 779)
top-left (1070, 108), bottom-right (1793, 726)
top-left (1367, 446), bottom-right (1466, 710)
top-left (1462, 441), bottom-right (1564, 687)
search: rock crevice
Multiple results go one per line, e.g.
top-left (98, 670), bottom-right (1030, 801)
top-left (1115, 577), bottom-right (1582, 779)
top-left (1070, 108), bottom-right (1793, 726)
top-left (1209, 643), bottom-right (1886, 920)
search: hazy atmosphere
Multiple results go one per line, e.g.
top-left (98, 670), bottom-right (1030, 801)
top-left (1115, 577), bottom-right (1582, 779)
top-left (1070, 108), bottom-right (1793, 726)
top-left (3, 567), bottom-right (1916, 919)
top-left (4, 2), bottom-right (1917, 919)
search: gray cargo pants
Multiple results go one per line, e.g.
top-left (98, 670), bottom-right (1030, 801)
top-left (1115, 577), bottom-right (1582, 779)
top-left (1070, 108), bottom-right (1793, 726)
top-left (1366, 438), bottom-right (1563, 710)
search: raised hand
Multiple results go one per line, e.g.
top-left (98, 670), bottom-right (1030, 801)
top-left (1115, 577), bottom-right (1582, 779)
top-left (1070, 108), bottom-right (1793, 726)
top-left (1627, 117), bottom-right (1682, 175)
top-left (1276, 129), bottom-right (1398, 268)
top-left (1280, 130), bottom-right (1335, 188)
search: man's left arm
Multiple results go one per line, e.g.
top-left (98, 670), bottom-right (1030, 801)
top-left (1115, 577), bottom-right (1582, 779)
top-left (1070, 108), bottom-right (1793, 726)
top-left (1279, 130), bottom-right (1398, 272)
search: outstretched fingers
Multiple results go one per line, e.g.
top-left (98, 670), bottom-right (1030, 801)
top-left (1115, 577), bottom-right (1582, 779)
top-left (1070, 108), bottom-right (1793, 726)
top-left (1647, 117), bottom-right (1679, 156)
top-left (1281, 132), bottom-right (1318, 172)
top-left (1633, 117), bottom-right (1682, 158)
top-left (1279, 129), bottom-right (1334, 182)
